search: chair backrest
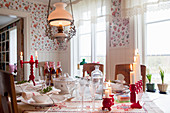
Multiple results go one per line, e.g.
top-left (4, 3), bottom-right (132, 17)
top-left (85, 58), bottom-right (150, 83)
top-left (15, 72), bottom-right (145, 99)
top-left (141, 65), bottom-right (146, 92)
top-left (115, 64), bottom-right (146, 91)
top-left (83, 63), bottom-right (104, 77)
top-left (115, 64), bottom-right (130, 84)
top-left (0, 70), bottom-right (18, 113)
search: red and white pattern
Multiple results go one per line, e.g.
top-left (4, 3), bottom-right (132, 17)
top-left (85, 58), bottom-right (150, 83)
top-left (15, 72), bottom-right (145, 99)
top-left (110, 0), bottom-right (130, 48)
top-left (0, 0), bottom-right (58, 51)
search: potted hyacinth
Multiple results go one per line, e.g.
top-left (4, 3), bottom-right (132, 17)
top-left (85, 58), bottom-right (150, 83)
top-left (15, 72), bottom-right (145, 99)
top-left (157, 68), bottom-right (168, 93)
top-left (146, 69), bottom-right (155, 92)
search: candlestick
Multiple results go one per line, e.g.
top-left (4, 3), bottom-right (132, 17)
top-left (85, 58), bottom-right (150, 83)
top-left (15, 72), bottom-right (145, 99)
top-left (20, 52), bottom-right (23, 60)
top-left (129, 84), bottom-right (136, 103)
top-left (20, 55), bottom-right (38, 86)
top-left (35, 51), bottom-right (38, 60)
top-left (105, 89), bottom-right (109, 98)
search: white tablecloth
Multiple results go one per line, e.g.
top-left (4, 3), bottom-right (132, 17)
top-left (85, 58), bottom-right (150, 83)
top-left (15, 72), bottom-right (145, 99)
top-left (17, 92), bottom-right (164, 113)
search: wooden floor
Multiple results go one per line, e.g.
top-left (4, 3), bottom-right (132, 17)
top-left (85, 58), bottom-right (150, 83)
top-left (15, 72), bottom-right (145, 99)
top-left (146, 90), bottom-right (170, 113)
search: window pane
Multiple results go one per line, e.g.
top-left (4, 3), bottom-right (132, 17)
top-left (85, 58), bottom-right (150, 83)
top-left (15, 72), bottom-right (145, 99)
top-left (97, 6), bottom-right (106, 16)
top-left (79, 34), bottom-right (91, 62)
top-left (147, 21), bottom-right (170, 55)
top-left (82, 11), bottom-right (91, 20)
top-left (79, 21), bottom-right (91, 34)
top-left (96, 17), bottom-right (106, 31)
top-left (146, 9), bottom-right (170, 23)
top-left (96, 32), bottom-right (106, 56)
top-left (146, 20), bottom-right (170, 90)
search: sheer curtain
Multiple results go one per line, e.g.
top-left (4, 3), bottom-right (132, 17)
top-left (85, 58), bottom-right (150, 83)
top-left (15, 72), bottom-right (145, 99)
top-left (121, 0), bottom-right (170, 18)
top-left (67, 0), bottom-right (111, 76)
top-left (121, 0), bottom-right (170, 64)
top-left (68, 0), bottom-right (110, 27)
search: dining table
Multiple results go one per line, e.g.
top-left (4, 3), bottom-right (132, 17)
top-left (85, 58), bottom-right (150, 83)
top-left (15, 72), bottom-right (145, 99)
top-left (16, 82), bottom-right (164, 113)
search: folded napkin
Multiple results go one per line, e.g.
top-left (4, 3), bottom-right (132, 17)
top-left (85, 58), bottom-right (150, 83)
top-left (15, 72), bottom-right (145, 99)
top-left (45, 88), bottom-right (61, 95)
top-left (22, 92), bottom-right (40, 100)
top-left (111, 83), bottom-right (124, 91)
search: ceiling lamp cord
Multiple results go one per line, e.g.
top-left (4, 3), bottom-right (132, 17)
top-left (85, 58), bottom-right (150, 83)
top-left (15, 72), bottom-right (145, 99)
top-left (45, 0), bottom-right (53, 40)
top-left (67, 0), bottom-right (76, 41)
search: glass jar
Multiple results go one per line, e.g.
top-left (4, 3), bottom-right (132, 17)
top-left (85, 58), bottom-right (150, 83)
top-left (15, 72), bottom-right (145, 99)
top-left (91, 65), bottom-right (103, 100)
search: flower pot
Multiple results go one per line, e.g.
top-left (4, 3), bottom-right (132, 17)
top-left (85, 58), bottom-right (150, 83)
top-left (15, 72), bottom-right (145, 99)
top-left (146, 83), bottom-right (155, 92)
top-left (157, 84), bottom-right (168, 93)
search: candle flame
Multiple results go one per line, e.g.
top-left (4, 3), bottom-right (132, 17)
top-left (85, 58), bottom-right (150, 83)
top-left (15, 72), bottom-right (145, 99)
top-left (20, 52), bottom-right (23, 56)
top-left (135, 49), bottom-right (139, 55)
top-left (106, 84), bottom-right (108, 89)
top-left (130, 64), bottom-right (133, 71)
top-left (35, 51), bottom-right (37, 56)
top-left (134, 56), bottom-right (136, 62)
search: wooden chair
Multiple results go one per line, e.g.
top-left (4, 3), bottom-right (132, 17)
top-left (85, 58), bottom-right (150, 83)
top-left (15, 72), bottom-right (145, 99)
top-left (83, 63), bottom-right (104, 77)
top-left (115, 64), bottom-right (146, 92)
top-left (0, 70), bottom-right (18, 113)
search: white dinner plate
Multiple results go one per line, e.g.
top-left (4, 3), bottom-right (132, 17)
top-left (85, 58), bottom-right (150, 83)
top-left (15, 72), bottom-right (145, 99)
top-left (21, 98), bottom-right (54, 107)
top-left (21, 94), bottom-right (66, 107)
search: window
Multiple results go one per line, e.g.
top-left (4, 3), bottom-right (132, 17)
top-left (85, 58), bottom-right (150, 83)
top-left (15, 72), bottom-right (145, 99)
top-left (146, 9), bottom-right (170, 90)
top-left (71, 5), bottom-right (107, 77)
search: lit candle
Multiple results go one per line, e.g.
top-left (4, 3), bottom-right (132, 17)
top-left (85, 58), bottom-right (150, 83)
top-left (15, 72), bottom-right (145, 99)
top-left (130, 72), bottom-right (135, 84)
top-left (105, 89), bottom-right (109, 98)
top-left (20, 52), bottom-right (23, 60)
top-left (35, 51), bottom-right (38, 60)
top-left (136, 52), bottom-right (141, 82)
top-left (134, 56), bottom-right (137, 62)
top-left (130, 64), bottom-right (133, 71)
top-left (108, 80), bottom-right (112, 95)
top-left (133, 62), bottom-right (136, 83)
top-left (135, 49), bottom-right (139, 55)
top-left (108, 80), bottom-right (111, 87)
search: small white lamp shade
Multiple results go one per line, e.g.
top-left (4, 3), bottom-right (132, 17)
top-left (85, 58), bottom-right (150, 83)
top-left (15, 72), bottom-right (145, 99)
top-left (48, 2), bottom-right (73, 26)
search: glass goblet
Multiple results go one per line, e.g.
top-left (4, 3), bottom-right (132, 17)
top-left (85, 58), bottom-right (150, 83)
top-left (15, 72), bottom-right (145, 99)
top-left (89, 81), bottom-right (95, 111)
top-left (78, 78), bottom-right (87, 111)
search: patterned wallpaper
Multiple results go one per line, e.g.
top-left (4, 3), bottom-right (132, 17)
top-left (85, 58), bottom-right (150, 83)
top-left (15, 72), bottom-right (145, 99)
top-left (0, 0), bottom-right (58, 51)
top-left (110, 0), bottom-right (130, 47)
top-left (0, 0), bottom-right (130, 50)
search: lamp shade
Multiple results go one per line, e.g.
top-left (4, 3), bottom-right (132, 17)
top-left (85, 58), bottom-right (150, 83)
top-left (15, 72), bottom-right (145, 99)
top-left (48, 2), bottom-right (73, 26)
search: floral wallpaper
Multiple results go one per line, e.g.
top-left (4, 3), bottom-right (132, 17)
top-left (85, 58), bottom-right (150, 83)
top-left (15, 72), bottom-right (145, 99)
top-left (110, 0), bottom-right (130, 47)
top-left (0, 0), bottom-right (129, 49)
top-left (0, 0), bottom-right (58, 51)
top-left (110, 18), bottom-right (129, 47)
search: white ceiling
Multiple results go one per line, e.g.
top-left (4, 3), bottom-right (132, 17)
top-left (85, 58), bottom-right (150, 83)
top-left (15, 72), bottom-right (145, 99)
top-left (0, 15), bottom-right (18, 27)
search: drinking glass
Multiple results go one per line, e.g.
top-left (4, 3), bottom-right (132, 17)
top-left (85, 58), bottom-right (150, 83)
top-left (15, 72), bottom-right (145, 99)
top-left (78, 78), bottom-right (87, 111)
top-left (89, 81), bottom-right (95, 111)
top-left (66, 81), bottom-right (76, 98)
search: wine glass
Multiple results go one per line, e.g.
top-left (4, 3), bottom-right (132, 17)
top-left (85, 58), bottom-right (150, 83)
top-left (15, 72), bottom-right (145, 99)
top-left (78, 78), bottom-right (87, 111)
top-left (89, 81), bottom-right (96, 111)
top-left (66, 81), bottom-right (76, 98)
